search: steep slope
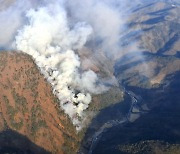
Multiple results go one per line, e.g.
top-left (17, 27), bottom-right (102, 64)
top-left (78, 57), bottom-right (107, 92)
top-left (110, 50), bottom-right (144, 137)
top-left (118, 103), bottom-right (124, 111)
top-left (0, 51), bottom-right (123, 154)
top-left (115, 1), bottom-right (180, 88)
top-left (0, 51), bottom-right (78, 153)
top-left (89, 1), bottom-right (180, 153)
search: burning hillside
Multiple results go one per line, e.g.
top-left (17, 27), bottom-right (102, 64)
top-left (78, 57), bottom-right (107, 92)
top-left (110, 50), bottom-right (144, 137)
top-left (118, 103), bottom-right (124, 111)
top-left (0, 51), bottom-right (122, 153)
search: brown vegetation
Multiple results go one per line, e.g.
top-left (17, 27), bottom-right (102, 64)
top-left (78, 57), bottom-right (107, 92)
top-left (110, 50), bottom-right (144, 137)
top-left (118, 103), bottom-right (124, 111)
top-left (0, 51), bottom-right (123, 153)
top-left (0, 51), bottom-right (80, 153)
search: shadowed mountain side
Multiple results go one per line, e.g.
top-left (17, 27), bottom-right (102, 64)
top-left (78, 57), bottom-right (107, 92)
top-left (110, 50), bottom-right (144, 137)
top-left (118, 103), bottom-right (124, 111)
top-left (132, 3), bottom-right (156, 13)
top-left (91, 71), bottom-right (180, 154)
top-left (124, 1), bottom-right (180, 55)
top-left (114, 51), bottom-right (179, 73)
top-left (148, 7), bottom-right (174, 16)
top-left (142, 16), bottom-right (165, 25)
top-left (175, 51), bottom-right (180, 58)
top-left (79, 93), bottom-right (132, 153)
top-left (157, 32), bottom-right (180, 55)
top-left (0, 1), bottom-right (179, 154)
top-left (114, 51), bottom-right (180, 88)
top-left (0, 129), bottom-right (50, 154)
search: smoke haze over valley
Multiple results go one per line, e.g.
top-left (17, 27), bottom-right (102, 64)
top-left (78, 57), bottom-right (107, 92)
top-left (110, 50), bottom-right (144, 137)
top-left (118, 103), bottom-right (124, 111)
top-left (0, 0), bottom-right (180, 153)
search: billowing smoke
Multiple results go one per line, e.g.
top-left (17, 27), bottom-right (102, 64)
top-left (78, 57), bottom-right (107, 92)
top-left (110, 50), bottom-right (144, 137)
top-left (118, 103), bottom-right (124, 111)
top-left (15, 2), bottom-right (109, 130)
top-left (66, 0), bottom-right (128, 58)
top-left (0, 0), bottom-right (147, 130)
top-left (0, 0), bottom-right (28, 49)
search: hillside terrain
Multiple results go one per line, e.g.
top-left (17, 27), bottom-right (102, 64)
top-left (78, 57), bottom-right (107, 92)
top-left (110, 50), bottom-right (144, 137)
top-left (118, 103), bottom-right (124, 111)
top-left (89, 1), bottom-right (180, 154)
top-left (0, 0), bottom-right (180, 154)
top-left (0, 51), bottom-right (122, 153)
top-left (115, 1), bottom-right (180, 89)
top-left (0, 52), bottom-right (75, 153)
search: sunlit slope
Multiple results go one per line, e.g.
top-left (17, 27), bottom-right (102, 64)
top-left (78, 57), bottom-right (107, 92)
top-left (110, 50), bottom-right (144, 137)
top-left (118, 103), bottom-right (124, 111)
top-left (0, 51), bottom-right (123, 153)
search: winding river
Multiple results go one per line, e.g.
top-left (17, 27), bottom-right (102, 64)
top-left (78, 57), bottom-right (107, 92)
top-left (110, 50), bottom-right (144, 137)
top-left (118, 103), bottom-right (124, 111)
top-left (87, 86), bottom-right (148, 154)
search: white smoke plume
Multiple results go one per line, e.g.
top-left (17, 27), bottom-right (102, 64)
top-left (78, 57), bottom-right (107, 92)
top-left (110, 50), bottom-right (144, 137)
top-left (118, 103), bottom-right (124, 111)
top-left (15, 2), bottom-right (108, 130)
top-left (0, 0), bottom-right (147, 130)
top-left (0, 0), bottom-right (29, 48)
top-left (66, 0), bottom-right (131, 58)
